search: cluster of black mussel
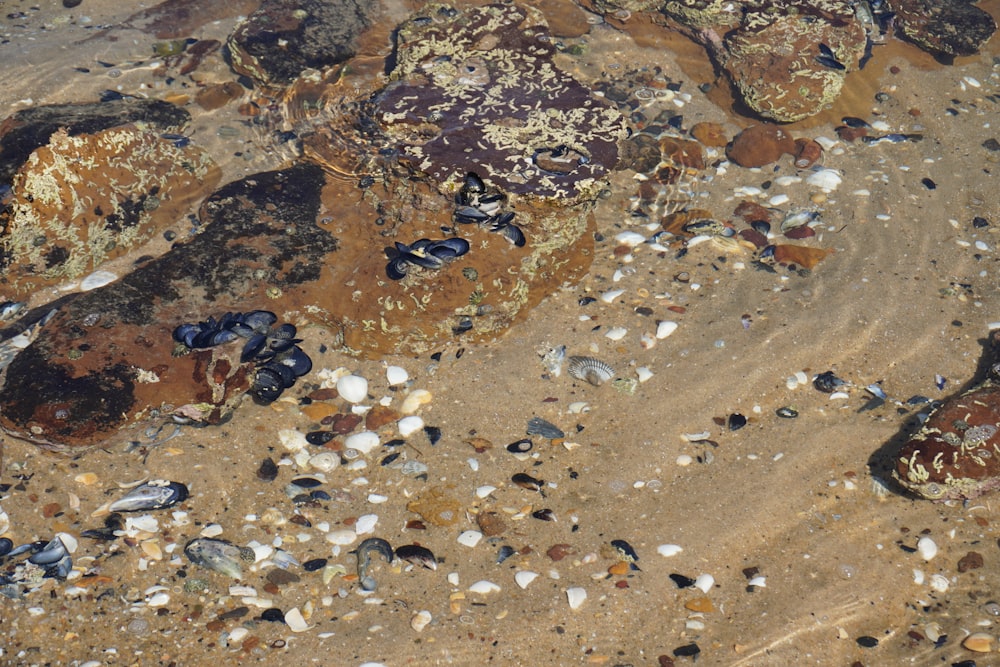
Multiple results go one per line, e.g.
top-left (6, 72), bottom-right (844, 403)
top-left (0, 480), bottom-right (188, 598)
top-left (173, 309), bottom-right (311, 404)
top-left (384, 172), bottom-right (525, 280)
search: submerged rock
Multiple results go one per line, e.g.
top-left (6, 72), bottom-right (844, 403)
top-left (889, 0), bottom-right (996, 58)
top-left (894, 330), bottom-right (1000, 501)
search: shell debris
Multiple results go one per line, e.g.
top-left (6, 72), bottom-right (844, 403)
top-left (566, 587), bottom-right (587, 610)
top-left (567, 356), bottom-right (614, 386)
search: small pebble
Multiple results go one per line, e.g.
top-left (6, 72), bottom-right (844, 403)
top-left (856, 635), bottom-right (878, 648)
top-left (917, 536), bottom-right (938, 561)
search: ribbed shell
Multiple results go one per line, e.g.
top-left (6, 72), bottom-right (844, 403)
top-left (567, 356), bottom-right (614, 386)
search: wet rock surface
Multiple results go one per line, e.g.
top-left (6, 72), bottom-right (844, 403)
top-left (889, 0), bottom-right (997, 58)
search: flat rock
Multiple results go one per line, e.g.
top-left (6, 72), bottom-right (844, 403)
top-left (889, 0), bottom-right (996, 58)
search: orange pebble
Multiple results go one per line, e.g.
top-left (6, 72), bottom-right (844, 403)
top-left (608, 561), bottom-right (631, 576)
top-left (685, 596), bottom-right (714, 612)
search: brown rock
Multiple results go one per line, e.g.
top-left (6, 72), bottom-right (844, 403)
top-left (546, 543), bottom-right (575, 561)
top-left (690, 122), bottom-right (729, 148)
top-left (407, 486), bottom-right (462, 527)
top-left (195, 81), bottom-right (244, 111)
top-left (476, 510), bottom-right (507, 537)
top-left (958, 551), bottom-right (984, 573)
top-left (726, 125), bottom-right (796, 168)
top-left (364, 406), bottom-right (398, 432)
top-left (793, 138), bottom-right (823, 169)
top-left (733, 200), bottom-right (771, 223)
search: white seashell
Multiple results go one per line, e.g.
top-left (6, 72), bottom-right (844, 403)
top-left (309, 452), bottom-right (340, 473)
top-left (615, 231), bottom-right (646, 247)
top-left (326, 529), bottom-right (357, 546)
top-left (385, 365), bottom-right (409, 386)
top-left (229, 585), bottom-right (257, 597)
top-left (917, 536), bottom-right (938, 561)
top-left (344, 431), bottom-right (380, 454)
top-left (768, 193), bottom-right (789, 206)
top-left (657, 544), bottom-right (683, 557)
top-left (566, 587), bottom-right (587, 610)
top-left (354, 514), bottom-right (378, 535)
top-left (694, 573), bottom-right (715, 593)
top-left (126, 515), bottom-right (159, 533)
top-left (600, 288), bottom-right (625, 303)
top-left (655, 320), bottom-right (678, 339)
top-left (337, 374), bottom-right (368, 403)
top-left (604, 326), bottom-right (627, 341)
top-left (80, 270), bottom-right (118, 291)
top-left (567, 401), bottom-right (590, 414)
top-left (228, 627), bottom-right (249, 644)
top-left (410, 610), bottom-right (432, 632)
top-left (285, 607), bottom-right (310, 632)
top-left (748, 576), bottom-right (767, 588)
top-left (639, 332), bottom-right (657, 349)
top-left (475, 485), bottom-right (497, 499)
top-left (567, 356), bottom-right (614, 386)
top-left (636, 367), bottom-right (653, 383)
top-left (467, 580), bottom-right (501, 594)
top-left (397, 415), bottom-right (424, 437)
top-left (55, 532), bottom-right (78, 554)
top-left (676, 454), bottom-right (693, 466)
top-left (805, 168), bottom-right (842, 192)
top-left (200, 523), bottom-right (224, 538)
top-left (774, 175), bottom-right (803, 186)
top-left (278, 429), bottom-right (309, 453)
top-left (147, 592), bottom-right (170, 607)
top-left (457, 530), bottom-right (483, 548)
top-left (367, 493), bottom-right (388, 504)
top-left (929, 573), bottom-right (949, 593)
top-left (514, 571), bottom-right (539, 589)
top-left (400, 389), bottom-right (432, 414)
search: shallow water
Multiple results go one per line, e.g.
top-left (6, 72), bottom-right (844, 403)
top-left (1, 1), bottom-right (1000, 666)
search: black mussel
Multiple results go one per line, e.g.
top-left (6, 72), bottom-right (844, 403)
top-left (240, 333), bottom-right (268, 363)
top-left (310, 489), bottom-right (332, 501)
top-left (813, 370), bottom-right (847, 393)
top-left (727, 413), bottom-right (747, 431)
top-left (173, 322), bottom-right (201, 345)
top-left (277, 346), bottom-right (312, 377)
top-left (28, 536), bottom-right (70, 566)
top-left (455, 205), bottom-right (490, 224)
top-left (252, 366), bottom-right (286, 404)
top-left (264, 360), bottom-right (298, 389)
top-left (260, 608), bottom-right (286, 623)
top-left (532, 508), bottom-right (556, 521)
top-left (227, 322), bottom-right (256, 338)
top-left (610, 539), bottom-right (639, 563)
top-left (380, 452), bottom-right (401, 466)
top-left (386, 256), bottom-right (410, 280)
top-left (404, 245), bottom-right (446, 270)
top-left (306, 430), bottom-right (335, 446)
top-left (452, 316), bottom-right (473, 334)
top-left (303, 558), bottom-right (328, 572)
top-left (242, 310), bottom-right (278, 331)
top-left (750, 220), bottom-right (771, 236)
top-left (507, 439), bottom-right (533, 454)
top-left (499, 222), bottom-right (525, 247)
top-left (841, 116), bottom-right (871, 128)
top-left (395, 544), bottom-right (437, 570)
top-left (670, 573), bottom-right (696, 588)
top-left (217, 312), bottom-right (241, 329)
top-left (476, 192), bottom-right (505, 214)
top-left (423, 425), bottom-right (442, 445)
top-left (356, 537), bottom-right (394, 591)
top-left (109, 480), bottom-right (189, 512)
top-left (0, 537), bottom-right (12, 558)
top-left (775, 406), bottom-right (798, 419)
top-left (267, 324), bottom-right (300, 352)
top-left (496, 545), bottom-right (517, 564)
top-left (289, 476), bottom-right (323, 488)
top-left (209, 329), bottom-right (239, 345)
top-left (463, 171), bottom-right (486, 195)
top-left (427, 237), bottom-right (470, 260)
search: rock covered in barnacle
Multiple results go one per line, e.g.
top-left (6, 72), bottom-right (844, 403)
top-left (894, 331), bottom-right (1000, 501)
top-left (374, 3), bottom-right (627, 201)
top-left (661, 0), bottom-right (866, 123)
top-left (227, 0), bottom-right (376, 88)
top-left (887, 0), bottom-right (996, 58)
top-left (0, 124), bottom-right (219, 299)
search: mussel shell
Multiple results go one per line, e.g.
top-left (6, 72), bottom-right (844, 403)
top-left (500, 222), bottom-right (526, 247)
top-left (28, 536), bottom-right (69, 565)
top-left (0, 537), bottom-right (12, 558)
top-left (173, 322), bottom-right (201, 345)
top-left (109, 480), bottom-right (189, 512)
top-left (386, 257), bottom-right (409, 280)
top-left (404, 247), bottom-right (446, 270)
top-left (454, 205), bottom-right (490, 224)
top-left (209, 329), bottom-right (239, 346)
top-left (251, 366), bottom-right (286, 404)
top-left (263, 360), bottom-right (298, 389)
top-left (463, 171), bottom-right (486, 195)
top-left (276, 346), bottom-right (312, 377)
top-left (427, 237), bottom-right (470, 260)
top-left (395, 544), bottom-right (437, 570)
top-left (240, 333), bottom-right (268, 363)
top-left (241, 310), bottom-right (278, 331)
top-left (184, 537), bottom-right (255, 579)
top-left (526, 416), bottom-right (564, 439)
top-left (567, 356), bottom-right (614, 386)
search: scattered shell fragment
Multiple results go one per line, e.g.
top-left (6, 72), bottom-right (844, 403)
top-left (566, 587), bottom-right (587, 610)
top-left (656, 321), bottom-right (678, 339)
top-left (397, 416), bottom-right (425, 437)
top-left (337, 374), bottom-right (368, 403)
top-left (604, 326), bottom-right (627, 341)
top-left (80, 270), bottom-right (119, 291)
top-left (657, 544), bottom-right (683, 557)
top-left (916, 536), bottom-right (938, 561)
top-left (344, 431), bottom-right (380, 455)
top-left (410, 610), bottom-right (432, 632)
top-left (526, 416), bottom-right (564, 439)
top-left (285, 607), bottom-right (310, 632)
top-left (694, 573), bottom-right (715, 593)
top-left (514, 571), bottom-right (539, 589)
top-left (963, 632), bottom-right (995, 652)
top-left (468, 580), bottom-right (501, 594)
top-left (109, 480), bottom-right (189, 512)
top-left (567, 356), bottom-right (614, 386)
top-left (400, 389), bottom-right (433, 414)
top-left (385, 366), bottom-right (409, 386)
top-left (457, 530), bottom-right (483, 548)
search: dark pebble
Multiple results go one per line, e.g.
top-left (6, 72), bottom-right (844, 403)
top-left (727, 413), bottom-right (747, 431)
top-left (952, 661), bottom-right (978, 667)
top-left (424, 425), bottom-right (442, 444)
top-left (658, 657), bottom-right (676, 667)
top-left (856, 635), bottom-right (878, 648)
top-left (958, 551), bottom-right (984, 572)
top-left (256, 457), bottom-right (278, 482)
top-left (380, 452), bottom-right (401, 466)
top-left (266, 569), bottom-right (300, 586)
top-left (306, 430), bottom-right (335, 446)
top-left (973, 216), bottom-right (990, 228)
top-left (290, 476), bottom-right (323, 488)
top-left (983, 138), bottom-right (1000, 152)
top-left (672, 643), bottom-right (700, 657)
top-left (507, 438), bottom-right (533, 453)
top-left (875, 91), bottom-right (891, 102)
top-left (813, 370), bottom-right (846, 393)
top-left (310, 489), bottom-right (332, 501)
top-left (303, 558), bottom-right (328, 571)
top-left (578, 296), bottom-right (597, 306)
top-left (217, 606), bottom-right (249, 621)
top-left (62, 0), bottom-right (82, 7)
top-left (260, 608), bottom-right (286, 623)
top-left (921, 177), bottom-right (936, 190)
top-left (383, 438), bottom-right (406, 448)
top-left (669, 573), bottom-right (695, 588)
top-left (163, 230), bottom-right (177, 241)
top-left (775, 406), bottom-right (798, 419)
top-left (634, 306), bottom-right (654, 317)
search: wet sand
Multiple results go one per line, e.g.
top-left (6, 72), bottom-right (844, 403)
top-left (1, 1), bottom-right (1000, 666)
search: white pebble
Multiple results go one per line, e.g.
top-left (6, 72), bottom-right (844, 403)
top-left (457, 530), bottom-right (483, 548)
top-left (806, 168), bottom-right (842, 192)
top-left (367, 493), bottom-right (388, 504)
top-left (80, 270), bottom-right (118, 291)
top-left (147, 592), bottom-right (170, 607)
top-left (964, 75), bottom-right (981, 88)
top-left (410, 610), bottom-right (432, 632)
top-left (913, 569), bottom-right (925, 585)
top-left (676, 454), bottom-right (693, 466)
top-left (768, 193), bottom-right (789, 206)
top-left (635, 367), bottom-right (653, 383)
top-left (326, 529), bottom-right (357, 546)
top-left (734, 185), bottom-right (763, 197)
top-left (976, 240), bottom-right (991, 251)
top-left (285, 607), bottom-right (310, 632)
top-left (515, 571), bottom-right (539, 589)
top-left (774, 175), bottom-right (803, 186)
top-left (475, 485), bottom-right (497, 499)
top-left (385, 365), bottom-right (409, 386)
top-left (467, 580), bottom-right (501, 594)
top-left (567, 401), bottom-right (590, 414)
top-left (228, 627), bottom-right (249, 644)
top-left (655, 320), bottom-right (678, 339)
top-left (400, 389), bottom-right (432, 414)
top-left (657, 544), bottom-right (683, 557)
top-left (929, 573), bottom-right (949, 593)
top-left (604, 326), bottom-right (627, 341)
top-left (354, 514), bottom-right (378, 535)
top-left (615, 231), bottom-right (646, 247)
top-left (566, 587), bottom-right (587, 610)
top-left (397, 415), bottom-right (424, 437)
top-left (694, 573), bottom-right (715, 593)
top-left (337, 374), bottom-right (368, 403)
top-left (917, 536), bottom-right (938, 561)
top-left (344, 431), bottom-right (380, 454)
top-left (748, 576), bottom-right (767, 588)
top-left (814, 136), bottom-right (838, 150)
